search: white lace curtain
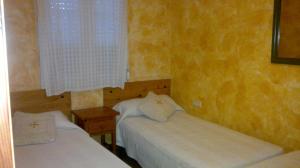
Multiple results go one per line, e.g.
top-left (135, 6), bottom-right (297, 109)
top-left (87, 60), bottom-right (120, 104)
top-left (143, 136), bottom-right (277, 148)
top-left (37, 0), bottom-right (128, 96)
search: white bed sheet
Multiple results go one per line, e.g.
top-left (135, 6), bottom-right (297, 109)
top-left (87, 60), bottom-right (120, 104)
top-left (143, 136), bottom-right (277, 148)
top-left (15, 128), bottom-right (130, 168)
top-left (119, 112), bottom-right (283, 168)
top-left (247, 151), bottom-right (300, 168)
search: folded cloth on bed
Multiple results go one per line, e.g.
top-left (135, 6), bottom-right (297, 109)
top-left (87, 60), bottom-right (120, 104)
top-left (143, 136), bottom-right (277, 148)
top-left (13, 113), bottom-right (56, 146)
top-left (14, 111), bottom-right (80, 129)
top-left (138, 92), bottom-right (177, 122)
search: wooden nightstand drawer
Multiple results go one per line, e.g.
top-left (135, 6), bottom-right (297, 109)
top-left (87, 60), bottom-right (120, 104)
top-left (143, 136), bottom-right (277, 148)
top-left (87, 120), bottom-right (114, 134)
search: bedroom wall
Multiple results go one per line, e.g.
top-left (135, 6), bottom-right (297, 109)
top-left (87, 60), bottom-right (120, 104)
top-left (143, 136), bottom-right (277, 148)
top-left (171, 0), bottom-right (300, 151)
top-left (128, 0), bottom-right (172, 81)
top-left (5, 0), bottom-right (173, 109)
top-left (5, 0), bottom-right (40, 91)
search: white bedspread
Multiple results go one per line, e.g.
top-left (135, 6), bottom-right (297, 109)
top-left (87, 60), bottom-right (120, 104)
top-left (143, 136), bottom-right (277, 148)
top-left (247, 151), bottom-right (300, 168)
top-left (119, 112), bottom-right (283, 168)
top-left (15, 128), bottom-right (129, 168)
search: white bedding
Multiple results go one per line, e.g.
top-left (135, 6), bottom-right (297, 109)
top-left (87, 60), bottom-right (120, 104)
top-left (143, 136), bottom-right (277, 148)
top-left (13, 113), bottom-right (56, 146)
top-left (15, 127), bottom-right (130, 168)
top-left (118, 112), bottom-right (283, 168)
top-left (247, 151), bottom-right (300, 168)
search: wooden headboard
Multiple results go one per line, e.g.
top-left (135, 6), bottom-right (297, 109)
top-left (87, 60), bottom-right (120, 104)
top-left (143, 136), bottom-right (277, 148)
top-left (103, 79), bottom-right (171, 108)
top-left (10, 90), bottom-right (71, 118)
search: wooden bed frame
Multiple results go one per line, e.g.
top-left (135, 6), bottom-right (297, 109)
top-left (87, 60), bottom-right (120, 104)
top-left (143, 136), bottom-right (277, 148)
top-left (9, 79), bottom-right (170, 118)
top-left (10, 89), bottom-right (71, 118)
top-left (103, 79), bottom-right (171, 108)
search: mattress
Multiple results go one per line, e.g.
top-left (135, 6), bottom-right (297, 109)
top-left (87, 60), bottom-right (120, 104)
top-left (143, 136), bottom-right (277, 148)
top-left (247, 151), bottom-right (300, 168)
top-left (119, 112), bottom-right (283, 168)
top-left (14, 127), bottom-right (129, 168)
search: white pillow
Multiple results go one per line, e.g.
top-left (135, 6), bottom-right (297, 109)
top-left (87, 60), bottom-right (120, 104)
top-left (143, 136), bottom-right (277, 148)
top-left (14, 111), bottom-right (78, 129)
top-left (13, 113), bottom-right (56, 146)
top-left (138, 92), bottom-right (176, 122)
top-left (159, 95), bottom-right (184, 112)
top-left (113, 98), bottom-right (144, 121)
top-left (47, 111), bottom-right (78, 129)
top-left (112, 92), bottom-right (184, 122)
top-left (147, 91), bottom-right (184, 112)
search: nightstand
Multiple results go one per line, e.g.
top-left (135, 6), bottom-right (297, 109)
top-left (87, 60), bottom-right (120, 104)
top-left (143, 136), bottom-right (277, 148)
top-left (71, 107), bottom-right (119, 153)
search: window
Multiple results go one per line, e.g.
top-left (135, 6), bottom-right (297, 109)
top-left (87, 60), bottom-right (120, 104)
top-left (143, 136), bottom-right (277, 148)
top-left (37, 0), bottom-right (128, 96)
top-left (49, 0), bottom-right (81, 45)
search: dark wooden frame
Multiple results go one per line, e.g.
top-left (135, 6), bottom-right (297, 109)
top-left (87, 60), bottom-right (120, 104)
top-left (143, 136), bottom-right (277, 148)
top-left (271, 0), bottom-right (300, 65)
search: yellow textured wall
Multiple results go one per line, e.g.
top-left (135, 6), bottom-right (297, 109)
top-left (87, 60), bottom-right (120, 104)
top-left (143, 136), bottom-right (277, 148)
top-left (128, 0), bottom-right (172, 81)
top-left (5, 0), bottom-right (173, 109)
top-left (171, 0), bottom-right (300, 151)
top-left (5, 0), bottom-right (41, 91)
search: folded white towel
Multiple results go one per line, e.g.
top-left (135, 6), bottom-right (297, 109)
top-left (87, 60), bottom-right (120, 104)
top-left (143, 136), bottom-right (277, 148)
top-left (13, 113), bottom-right (56, 146)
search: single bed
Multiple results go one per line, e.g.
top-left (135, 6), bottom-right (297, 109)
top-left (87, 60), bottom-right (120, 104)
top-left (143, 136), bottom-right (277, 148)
top-left (11, 90), bottom-right (130, 168)
top-left (14, 124), bottom-right (129, 168)
top-left (104, 79), bottom-right (284, 168)
top-left (119, 112), bottom-right (283, 168)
